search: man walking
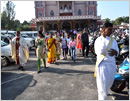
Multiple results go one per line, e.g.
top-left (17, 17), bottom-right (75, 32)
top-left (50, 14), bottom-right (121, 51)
top-left (81, 28), bottom-right (89, 58)
top-left (10, 31), bottom-right (29, 71)
top-left (94, 23), bottom-right (119, 100)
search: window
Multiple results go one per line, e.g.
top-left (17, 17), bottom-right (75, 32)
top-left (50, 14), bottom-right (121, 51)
top-left (89, 1), bottom-right (91, 5)
top-left (78, 9), bottom-right (82, 16)
top-left (90, 9), bottom-right (94, 15)
top-left (50, 10), bottom-right (54, 16)
top-left (41, 1), bottom-right (43, 7)
top-left (39, 12), bottom-right (42, 17)
top-left (36, 1), bottom-right (39, 7)
top-left (69, 5), bottom-right (71, 10)
top-left (93, 1), bottom-right (95, 5)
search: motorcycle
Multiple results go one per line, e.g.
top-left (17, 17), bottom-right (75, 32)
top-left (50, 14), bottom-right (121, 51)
top-left (111, 56), bottom-right (129, 93)
top-left (89, 35), bottom-right (97, 56)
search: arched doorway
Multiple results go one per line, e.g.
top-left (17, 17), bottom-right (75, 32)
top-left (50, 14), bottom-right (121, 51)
top-left (62, 22), bottom-right (71, 30)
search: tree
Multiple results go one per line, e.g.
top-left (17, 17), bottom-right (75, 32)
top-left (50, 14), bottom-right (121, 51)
top-left (13, 19), bottom-right (21, 30)
top-left (111, 20), bottom-right (115, 25)
top-left (104, 18), bottom-right (111, 23)
top-left (4, 1), bottom-right (15, 30)
top-left (1, 11), bottom-right (7, 29)
top-left (22, 20), bottom-right (29, 26)
top-left (123, 16), bottom-right (129, 23)
top-left (114, 17), bottom-right (124, 25)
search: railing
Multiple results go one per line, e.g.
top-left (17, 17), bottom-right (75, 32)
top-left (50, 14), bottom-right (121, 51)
top-left (34, 15), bottom-right (101, 22)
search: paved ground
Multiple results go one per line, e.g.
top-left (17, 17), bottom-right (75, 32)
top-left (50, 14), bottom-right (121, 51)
top-left (1, 49), bottom-right (129, 100)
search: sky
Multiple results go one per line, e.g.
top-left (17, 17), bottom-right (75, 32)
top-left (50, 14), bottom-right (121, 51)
top-left (1, 1), bottom-right (129, 23)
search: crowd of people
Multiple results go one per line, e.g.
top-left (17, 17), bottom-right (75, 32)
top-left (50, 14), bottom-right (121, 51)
top-left (9, 22), bottom-right (128, 100)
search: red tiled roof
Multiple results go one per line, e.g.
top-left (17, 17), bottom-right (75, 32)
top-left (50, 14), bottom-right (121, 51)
top-left (30, 23), bottom-right (36, 28)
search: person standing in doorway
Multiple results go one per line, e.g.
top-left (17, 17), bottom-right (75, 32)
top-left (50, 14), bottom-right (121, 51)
top-left (81, 28), bottom-right (89, 58)
top-left (10, 31), bottom-right (29, 71)
top-left (94, 22), bottom-right (119, 100)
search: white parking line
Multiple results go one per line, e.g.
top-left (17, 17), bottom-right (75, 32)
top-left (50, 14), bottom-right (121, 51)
top-left (1, 71), bottom-right (36, 85)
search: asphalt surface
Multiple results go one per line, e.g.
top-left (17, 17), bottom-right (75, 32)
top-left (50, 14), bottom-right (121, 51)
top-left (1, 49), bottom-right (129, 100)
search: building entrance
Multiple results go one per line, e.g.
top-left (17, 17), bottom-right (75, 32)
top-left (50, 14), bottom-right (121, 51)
top-left (62, 22), bottom-right (71, 30)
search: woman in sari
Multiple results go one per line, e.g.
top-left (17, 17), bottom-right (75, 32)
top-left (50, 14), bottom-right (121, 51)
top-left (76, 30), bottom-right (82, 52)
top-left (53, 32), bottom-right (61, 60)
top-left (47, 33), bottom-right (56, 64)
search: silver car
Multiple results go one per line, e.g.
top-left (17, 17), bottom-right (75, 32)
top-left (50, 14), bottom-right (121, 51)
top-left (1, 40), bottom-right (14, 67)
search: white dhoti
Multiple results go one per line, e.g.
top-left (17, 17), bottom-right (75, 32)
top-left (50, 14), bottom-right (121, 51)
top-left (94, 36), bottom-right (119, 100)
top-left (96, 61), bottom-right (116, 100)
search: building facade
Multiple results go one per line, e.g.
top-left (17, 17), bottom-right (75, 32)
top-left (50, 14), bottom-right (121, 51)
top-left (34, 1), bottom-right (101, 32)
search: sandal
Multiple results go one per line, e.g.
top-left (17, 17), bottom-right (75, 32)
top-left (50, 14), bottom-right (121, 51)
top-left (37, 70), bottom-right (41, 74)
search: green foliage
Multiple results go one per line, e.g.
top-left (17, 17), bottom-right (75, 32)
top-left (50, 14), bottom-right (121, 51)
top-left (104, 18), bottom-right (111, 23)
top-left (1, 11), bottom-right (7, 29)
top-left (4, 1), bottom-right (16, 30)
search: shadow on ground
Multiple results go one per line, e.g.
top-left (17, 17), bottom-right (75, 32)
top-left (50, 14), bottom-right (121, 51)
top-left (1, 72), bottom-right (37, 100)
top-left (42, 66), bottom-right (94, 76)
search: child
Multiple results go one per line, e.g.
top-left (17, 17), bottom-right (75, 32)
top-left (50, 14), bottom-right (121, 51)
top-left (35, 31), bottom-right (47, 74)
top-left (69, 36), bottom-right (77, 62)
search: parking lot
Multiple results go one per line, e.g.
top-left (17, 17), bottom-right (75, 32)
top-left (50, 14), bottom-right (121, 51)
top-left (1, 49), bottom-right (129, 100)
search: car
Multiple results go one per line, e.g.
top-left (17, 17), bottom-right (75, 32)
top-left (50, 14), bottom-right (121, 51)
top-left (21, 34), bottom-right (35, 49)
top-left (1, 40), bottom-right (14, 67)
top-left (21, 31), bottom-right (38, 40)
top-left (1, 30), bottom-right (16, 38)
top-left (1, 35), bottom-right (10, 44)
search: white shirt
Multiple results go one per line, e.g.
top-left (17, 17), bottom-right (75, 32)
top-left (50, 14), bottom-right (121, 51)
top-left (66, 37), bottom-right (71, 46)
top-left (94, 36), bottom-right (119, 62)
top-left (61, 37), bottom-right (67, 46)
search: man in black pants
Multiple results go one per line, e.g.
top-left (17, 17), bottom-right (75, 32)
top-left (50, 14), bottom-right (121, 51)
top-left (81, 28), bottom-right (89, 58)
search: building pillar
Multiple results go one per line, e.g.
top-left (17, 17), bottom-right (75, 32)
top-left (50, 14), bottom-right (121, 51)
top-left (72, 1), bottom-right (74, 16)
top-left (88, 19), bottom-right (90, 28)
top-left (58, 20), bottom-right (61, 31)
top-left (72, 20), bottom-right (75, 29)
top-left (43, 21), bottom-right (46, 32)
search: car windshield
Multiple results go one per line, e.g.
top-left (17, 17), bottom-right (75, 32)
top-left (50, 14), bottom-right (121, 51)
top-left (26, 33), bottom-right (32, 37)
top-left (34, 33), bottom-right (38, 36)
top-left (22, 36), bottom-right (29, 38)
top-left (1, 41), bottom-right (8, 47)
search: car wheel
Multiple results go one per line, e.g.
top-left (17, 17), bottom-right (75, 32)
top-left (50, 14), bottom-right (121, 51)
top-left (1, 56), bottom-right (9, 67)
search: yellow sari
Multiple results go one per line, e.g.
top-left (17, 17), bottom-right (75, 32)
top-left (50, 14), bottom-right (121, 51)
top-left (47, 38), bottom-right (56, 63)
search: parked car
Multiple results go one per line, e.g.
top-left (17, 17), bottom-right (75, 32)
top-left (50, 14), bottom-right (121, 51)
top-left (1, 40), bottom-right (14, 67)
top-left (1, 30), bottom-right (16, 38)
top-left (21, 31), bottom-right (38, 40)
top-left (1, 35), bottom-right (10, 44)
top-left (21, 35), bottom-right (35, 49)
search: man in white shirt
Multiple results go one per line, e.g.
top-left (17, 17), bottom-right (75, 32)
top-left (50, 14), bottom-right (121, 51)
top-left (94, 23), bottom-right (119, 100)
top-left (66, 34), bottom-right (71, 56)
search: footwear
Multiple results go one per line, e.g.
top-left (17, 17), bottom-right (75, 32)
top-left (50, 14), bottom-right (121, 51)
top-left (18, 66), bottom-right (21, 70)
top-left (37, 70), bottom-right (41, 74)
top-left (74, 60), bottom-right (76, 63)
top-left (21, 67), bottom-right (25, 71)
top-left (44, 66), bottom-right (47, 69)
